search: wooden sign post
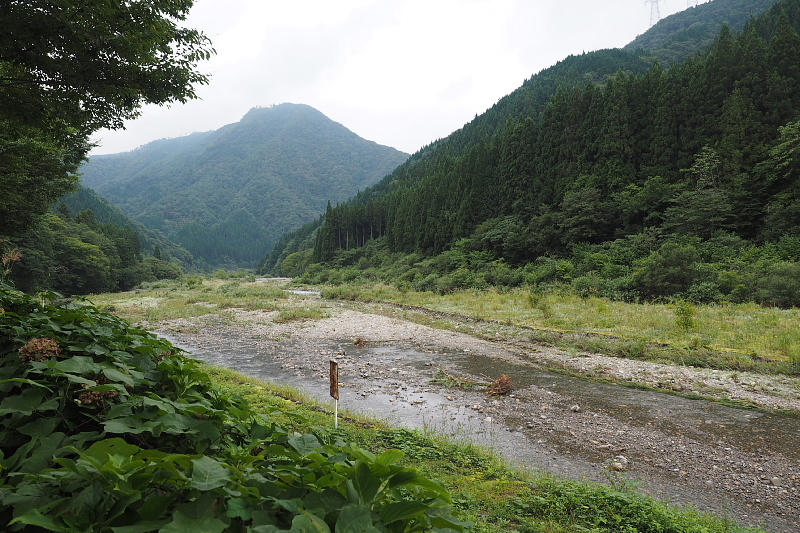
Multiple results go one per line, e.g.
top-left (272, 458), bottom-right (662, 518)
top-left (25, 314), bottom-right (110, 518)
top-left (330, 360), bottom-right (339, 429)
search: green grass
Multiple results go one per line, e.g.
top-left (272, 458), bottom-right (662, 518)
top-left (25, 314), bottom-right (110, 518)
top-left (90, 278), bottom-right (290, 322)
top-left (205, 364), bottom-right (767, 533)
top-left (321, 283), bottom-right (800, 374)
top-left (94, 277), bottom-right (800, 375)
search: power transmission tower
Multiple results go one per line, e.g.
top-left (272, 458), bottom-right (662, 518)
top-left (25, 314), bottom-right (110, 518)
top-left (687, 0), bottom-right (698, 6)
top-left (646, 0), bottom-right (661, 27)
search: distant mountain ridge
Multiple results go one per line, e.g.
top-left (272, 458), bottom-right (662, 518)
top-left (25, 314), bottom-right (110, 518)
top-left (79, 103), bottom-right (409, 268)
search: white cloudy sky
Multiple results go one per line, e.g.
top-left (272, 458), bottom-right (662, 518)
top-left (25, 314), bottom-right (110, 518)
top-left (89, 0), bottom-right (707, 156)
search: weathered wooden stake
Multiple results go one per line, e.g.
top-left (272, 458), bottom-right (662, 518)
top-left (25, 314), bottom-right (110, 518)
top-left (330, 360), bottom-right (339, 429)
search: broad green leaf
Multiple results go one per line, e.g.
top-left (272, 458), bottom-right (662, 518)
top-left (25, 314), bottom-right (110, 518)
top-left (379, 501), bottom-right (429, 524)
top-left (0, 387), bottom-right (45, 415)
top-left (18, 432), bottom-right (66, 473)
top-left (0, 378), bottom-right (52, 390)
top-left (314, 472), bottom-right (348, 488)
top-left (139, 494), bottom-right (179, 521)
top-left (111, 519), bottom-right (170, 533)
top-left (190, 456), bottom-right (231, 491)
top-left (225, 497), bottom-right (252, 520)
top-left (155, 413), bottom-right (197, 434)
top-left (17, 417), bottom-right (60, 438)
top-left (158, 509), bottom-right (227, 533)
top-left (428, 507), bottom-right (473, 532)
top-left (80, 437), bottom-right (141, 462)
top-left (349, 462), bottom-right (381, 504)
top-left (250, 527), bottom-right (283, 533)
top-left (10, 509), bottom-right (68, 532)
top-left (52, 356), bottom-right (100, 374)
top-left (334, 505), bottom-right (380, 533)
top-left (387, 471), bottom-right (420, 488)
top-left (104, 418), bottom-right (154, 435)
top-left (289, 511), bottom-right (331, 533)
top-left (104, 368), bottom-right (135, 387)
top-left (303, 489), bottom-right (348, 515)
top-left (375, 449), bottom-right (404, 466)
top-left (272, 498), bottom-right (303, 513)
top-left (288, 433), bottom-right (321, 454)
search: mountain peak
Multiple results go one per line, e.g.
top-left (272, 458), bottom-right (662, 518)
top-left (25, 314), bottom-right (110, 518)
top-left (78, 105), bottom-right (409, 267)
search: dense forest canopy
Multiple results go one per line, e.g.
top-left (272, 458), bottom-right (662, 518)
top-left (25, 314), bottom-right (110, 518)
top-left (79, 104), bottom-right (409, 269)
top-left (268, 0), bottom-right (800, 308)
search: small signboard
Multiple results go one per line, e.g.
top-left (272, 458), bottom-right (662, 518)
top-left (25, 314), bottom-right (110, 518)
top-left (330, 360), bottom-right (339, 400)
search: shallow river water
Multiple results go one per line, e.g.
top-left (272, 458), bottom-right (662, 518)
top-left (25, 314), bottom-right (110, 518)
top-left (161, 324), bottom-right (800, 532)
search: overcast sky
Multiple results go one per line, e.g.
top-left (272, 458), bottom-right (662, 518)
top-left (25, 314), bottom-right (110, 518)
top-left (89, 0), bottom-right (708, 156)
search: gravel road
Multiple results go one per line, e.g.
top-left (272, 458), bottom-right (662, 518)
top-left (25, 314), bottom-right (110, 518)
top-left (147, 297), bottom-right (800, 532)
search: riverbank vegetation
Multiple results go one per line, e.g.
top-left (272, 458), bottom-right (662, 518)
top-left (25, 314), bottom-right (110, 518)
top-left (95, 276), bottom-right (800, 377)
top-left (208, 366), bottom-right (769, 533)
top-left (3, 278), bottom-right (767, 532)
top-left (262, 0), bottom-right (800, 313)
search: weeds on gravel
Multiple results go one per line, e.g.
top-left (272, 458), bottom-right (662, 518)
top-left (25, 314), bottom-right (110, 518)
top-left (273, 306), bottom-right (328, 323)
top-left (319, 284), bottom-right (800, 375)
top-left (430, 367), bottom-right (484, 390)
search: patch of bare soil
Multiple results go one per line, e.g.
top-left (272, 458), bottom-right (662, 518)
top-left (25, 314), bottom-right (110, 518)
top-left (149, 299), bottom-right (800, 533)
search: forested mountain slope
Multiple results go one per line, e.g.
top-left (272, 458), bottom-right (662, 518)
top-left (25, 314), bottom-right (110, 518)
top-left (80, 103), bottom-right (409, 268)
top-left (7, 185), bottom-right (188, 296)
top-left (273, 0), bottom-right (800, 307)
top-left (58, 186), bottom-right (193, 265)
top-left (263, 0), bottom-right (787, 275)
top-left (625, 0), bottom-right (780, 65)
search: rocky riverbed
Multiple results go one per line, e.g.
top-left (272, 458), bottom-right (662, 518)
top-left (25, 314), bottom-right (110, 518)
top-left (146, 297), bottom-right (800, 532)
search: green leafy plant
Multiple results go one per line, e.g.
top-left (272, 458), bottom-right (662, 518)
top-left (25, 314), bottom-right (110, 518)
top-left (0, 283), bottom-right (468, 532)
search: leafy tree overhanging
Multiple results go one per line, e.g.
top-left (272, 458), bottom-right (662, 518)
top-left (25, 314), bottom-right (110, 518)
top-left (0, 0), bottom-right (214, 237)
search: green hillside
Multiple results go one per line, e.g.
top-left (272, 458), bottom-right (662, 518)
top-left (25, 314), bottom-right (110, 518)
top-left (79, 104), bottom-right (409, 269)
top-left (58, 186), bottom-right (192, 265)
top-left (625, 0), bottom-right (780, 65)
top-left (271, 0), bottom-right (800, 308)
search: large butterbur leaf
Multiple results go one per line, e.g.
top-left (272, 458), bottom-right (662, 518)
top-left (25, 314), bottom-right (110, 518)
top-left (190, 455), bottom-right (231, 491)
top-left (289, 511), bottom-right (331, 533)
top-left (348, 462), bottom-right (381, 505)
top-left (379, 501), bottom-right (429, 525)
top-left (158, 508), bottom-right (227, 533)
top-left (334, 504), bottom-right (381, 533)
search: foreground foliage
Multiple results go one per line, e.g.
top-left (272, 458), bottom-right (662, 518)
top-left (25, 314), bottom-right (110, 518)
top-left (0, 283), bottom-right (466, 532)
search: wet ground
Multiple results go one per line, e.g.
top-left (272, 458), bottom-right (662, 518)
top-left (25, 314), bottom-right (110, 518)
top-left (156, 305), bottom-right (800, 533)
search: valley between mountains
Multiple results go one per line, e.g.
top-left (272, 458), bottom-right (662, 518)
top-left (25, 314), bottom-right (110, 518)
top-left (140, 289), bottom-right (800, 533)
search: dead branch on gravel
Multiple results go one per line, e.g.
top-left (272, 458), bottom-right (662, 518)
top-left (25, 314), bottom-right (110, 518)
top-left (487, 374), bottom-right (512, 395)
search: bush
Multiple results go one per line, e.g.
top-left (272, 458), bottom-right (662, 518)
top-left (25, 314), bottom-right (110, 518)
top-left (754, 262), bottom-right (800, 308)
top-left (632, 242), bottom-right (700, 300)
top-left (526, 257), bottom-right (574, 286)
